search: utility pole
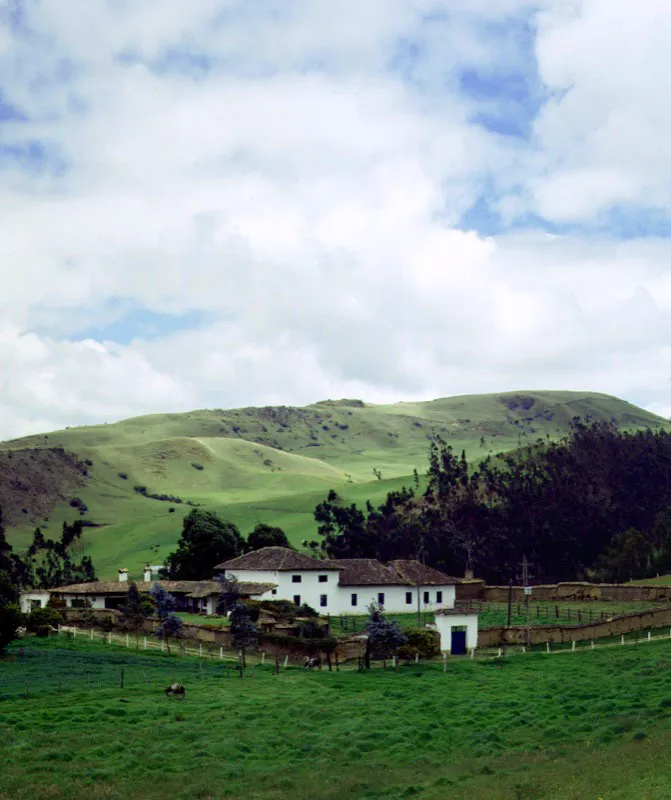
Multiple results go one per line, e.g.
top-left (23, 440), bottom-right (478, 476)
top-left (520, 555), bottom-right (532, 648)
top-left (507, 579), bottom-right (513, 627)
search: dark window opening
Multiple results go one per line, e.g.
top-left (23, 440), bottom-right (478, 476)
top-left (436, 591), bottom-right (443, 603)
top-left (423, 591), bottom-right (430, 604)
top-left (320, 594), bottom-right (327, 607)
top-left (405, 592), bottom-right (412, 604)
top-left (318, 574), bottom-right (328, 583)
top-left (293, 595), bottom-right (301, 606)
top-left (377, 592), bottom-right (385, 606)
top-left (351, 593), bottom-right (358, 607)
top-left (292, 575), bottom-right (302, 583)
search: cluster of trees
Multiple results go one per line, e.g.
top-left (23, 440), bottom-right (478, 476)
top-left (164, 511), bottom-right (290, 579)
top-left (0, 509), bottom-right (98, 653)
top-left (313, 421), bottom-right (671, 584)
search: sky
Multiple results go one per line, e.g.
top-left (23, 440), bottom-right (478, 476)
top-left (2, 0), bottom-right (671, 439)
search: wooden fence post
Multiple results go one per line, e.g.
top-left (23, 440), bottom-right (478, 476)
top-left (261, 651), bottom-right (266, 665)
top-left (220, 647), bottom-right (223, 660)
top-left (143, 637), bottom-right (147, 650)
top-left (107, 631), bottom-right (112, 645)
top-left (442, 653), bottom-right (447, 673)
top-left (572, 640), bottom-right (576, 651)
top-left (283, 655), bottom-right (289, 669)
top-left (546, 642), bottom-right (551, 653)
top-left (621, 634), bottom-right (625, 645)
top-left (199, 642), bottom-right (203, 658)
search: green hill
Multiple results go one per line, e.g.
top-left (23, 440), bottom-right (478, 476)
top-left (1, 390), bottom-right (666, 577)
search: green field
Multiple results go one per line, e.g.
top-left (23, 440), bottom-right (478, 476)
top-left (5, 636), bottom-right (671, 798)
top-left (2, 390), bottom-right (666, 577)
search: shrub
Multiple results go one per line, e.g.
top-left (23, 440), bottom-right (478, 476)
top-left (69, 497), bottom-right (88, 511)
top-left (191, 462), bottom-right (204, 470)
top-left (118, 472), bottom-right (128, 480)
top-left (297, 619), bottom-right (326, 639)
top-left (258, 599), bottom-right (301, 619)
top-left (26, 606), bottom-right (64, 636)
top-left (297, 603), bottom-right (319, 618)
top-left (397, 628), bottom-right (440, 660)
top-left (0, 605), bottom-right (24, 653)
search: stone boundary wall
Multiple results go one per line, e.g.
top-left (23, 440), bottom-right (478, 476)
top-left (62, 608), bottom-right (363, 663)
top-left (478, 605), bottom-right (671, 647)
top-left (480, 582), bottom-right (671, 603)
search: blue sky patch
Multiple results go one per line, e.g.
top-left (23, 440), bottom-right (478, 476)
top-left (77, 307), bottom-right (216, 346)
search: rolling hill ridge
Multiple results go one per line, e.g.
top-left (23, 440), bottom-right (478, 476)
top-left (1, 390), bottom-right (666, 577)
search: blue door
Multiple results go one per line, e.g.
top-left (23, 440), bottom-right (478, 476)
top-left (451, 629), bottom-right (467, 655)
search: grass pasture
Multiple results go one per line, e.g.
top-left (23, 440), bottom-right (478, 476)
top-left (5, 637), bottom-right (671, 798)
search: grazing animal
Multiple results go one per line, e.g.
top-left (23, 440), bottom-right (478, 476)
top-left (304, 656), bottom-right (322, 670)
top-left (165, 683), bottom-right (186, 700)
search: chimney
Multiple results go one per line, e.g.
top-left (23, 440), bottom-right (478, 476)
top-left (118, 569), bottom-right (128, 583)
top-left (143, 566), bottom-right (152, 582)
top-left (464, 569), bottom-right (474, 581)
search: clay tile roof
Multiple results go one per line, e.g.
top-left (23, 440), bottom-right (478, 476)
top-left (388, 560), bottom-right (460, 586)
top-left (215, 547), bottom-right (338, 572)
top-left (49, 580), bottom-right (275, 597)
top-left (324, 559), bottom-right (405, 586)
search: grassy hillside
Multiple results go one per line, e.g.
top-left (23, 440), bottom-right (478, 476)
top-left (1, 390), bottom-right (666, 577)
top-left (5, 636), bottom-right (671, 798)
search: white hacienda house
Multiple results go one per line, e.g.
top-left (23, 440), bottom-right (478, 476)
top-left (20, 546), bottom-right (480, 652)
top-left (216, 546), bottom-right (460, 615)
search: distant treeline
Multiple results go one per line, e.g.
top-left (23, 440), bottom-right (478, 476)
top-left (0, 514), bottom-right (97, 605)
top-left (313, 420), bottom-right (671, 584)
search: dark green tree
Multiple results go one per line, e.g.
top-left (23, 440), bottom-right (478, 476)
top-left (247, 523), bottom-right (291, 551)
top-left (364, 602), bottom-right (407, 668)
top-left (121, 582), bottom-right (155, 651)
top-left (150, 583), bottom-right (183, 655)
top-left (229, 602), bottom-right (257, 666)
top-left (165, 510), bottom-right (245, 579)
top-left (0, 604), bottom-right (23, 655)
top-left (215, 574), bottom-right (241, 614)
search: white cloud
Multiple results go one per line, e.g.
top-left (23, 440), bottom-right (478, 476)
top-left (0, 1), bottom-right (671, 439)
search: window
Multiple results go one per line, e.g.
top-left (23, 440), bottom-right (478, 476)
top-left (293, 595), bottom-right (301, 606)
top-left (292, 575), bottom-right (302, 583)
top-left (377, 592), bottom-right (385, 606)
top-left (318, 574), bottom-right (328, 583)
top-left (320, 594), bottom-right (327, 608)
top-left (423, 591), bottom-right (430, 604)
top-left (30, 599), bottom-right (42, 610)
top-left (271, 589), bottom-right (277, 596)
top-left (436, 590), bottom-right (443, 604)
top-left (405, 591), bottom-right (413, 605)
top-left (351, 593), bottom-right (358, 607)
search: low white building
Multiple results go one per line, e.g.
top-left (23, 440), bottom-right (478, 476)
top-left (433, 608), bottom-right (479, 654)
top-left (216, 547), bottom-right (460, 615)
top-left (19, 591), bottom-right (51, 614)
top-left (20, 578), bottom-right (274, 615)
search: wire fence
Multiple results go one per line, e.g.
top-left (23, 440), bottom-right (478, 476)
top-left (4, 623), bottom-right (671, 701)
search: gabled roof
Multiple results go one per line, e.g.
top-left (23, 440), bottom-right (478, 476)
top-left (216, 547), bottom-right (339, 572)
top-left (325, 559), bottom-right (406, 586)
top-left (388, 560), bottom-right (459, 586)
top-left (325, 559), bottom-right (459, 586)
top-left (49, 580), bottom-right (275, 597)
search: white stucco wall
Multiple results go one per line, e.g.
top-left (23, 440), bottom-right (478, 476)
top-left (224, 567), bottom-right (456, 615)
top-left (434, 612), bottom-right (479, 652)
top-left (225, 568), bottom-right (342, 612)
top-left (19, 592), bottom-right (50, 614)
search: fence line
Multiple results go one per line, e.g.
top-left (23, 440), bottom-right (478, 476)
top-left (56, 625), bottom-right (244, 662)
